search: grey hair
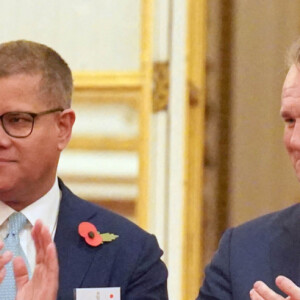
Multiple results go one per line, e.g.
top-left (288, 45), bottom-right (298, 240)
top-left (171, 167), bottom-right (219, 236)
top-left (0, 40), bottom-right (73, 108)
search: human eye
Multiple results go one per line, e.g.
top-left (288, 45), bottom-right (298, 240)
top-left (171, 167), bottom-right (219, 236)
top-left (5, 113), bottom-right (32, 124)
top-left (284, 118), bottom-right (296, 127)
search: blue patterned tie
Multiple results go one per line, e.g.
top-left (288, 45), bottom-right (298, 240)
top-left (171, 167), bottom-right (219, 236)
top-left (0, 212), bottom-right (31, 300)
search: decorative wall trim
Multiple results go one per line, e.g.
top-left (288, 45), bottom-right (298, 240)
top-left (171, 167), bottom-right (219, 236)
top-left (153, 62), bottom-right (169, 112)
top-left (73, 71), bottom-right (142, 89)
top-left (137, 0), bottom-right (154, 229)
top-left (61, 175), bottom-right (137, 185)
top-left (68, 136), bottom-right (138, 151)
top-left (182, 0), bottom-right (207, 299)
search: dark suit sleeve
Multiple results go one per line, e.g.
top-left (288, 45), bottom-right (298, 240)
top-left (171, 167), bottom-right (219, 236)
top-left (125, 234), bottom-right (168, 300)
top-left (197, 229), bottom-right (233, 300)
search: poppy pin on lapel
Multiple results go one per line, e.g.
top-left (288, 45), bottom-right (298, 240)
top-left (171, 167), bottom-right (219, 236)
top-left (78, 222), bottom-right (119, 247)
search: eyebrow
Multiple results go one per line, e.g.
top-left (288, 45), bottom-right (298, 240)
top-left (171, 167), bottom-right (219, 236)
top-left (280, 107), bottom-right (294, 119)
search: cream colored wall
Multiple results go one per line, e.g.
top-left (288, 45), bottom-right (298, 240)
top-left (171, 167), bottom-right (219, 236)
top-left (0, 0), bottom-right (141, 71)
top-left (230, 1), bottom-right (300, 226)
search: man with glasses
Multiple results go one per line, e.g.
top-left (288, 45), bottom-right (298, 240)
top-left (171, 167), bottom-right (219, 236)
top-left (0, 40), bottom-right (168, 300)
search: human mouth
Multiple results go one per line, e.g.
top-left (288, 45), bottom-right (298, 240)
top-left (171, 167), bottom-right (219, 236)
top-left (0, 158), bottom-right (16, 163)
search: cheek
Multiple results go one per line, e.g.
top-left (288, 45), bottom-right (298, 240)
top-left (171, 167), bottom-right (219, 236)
top-left (283, 128), bottom-right (293, 152)
top-left (19, 132), bottom-right (59, 163)
top-left (19, 139), bottom-right (60, 178)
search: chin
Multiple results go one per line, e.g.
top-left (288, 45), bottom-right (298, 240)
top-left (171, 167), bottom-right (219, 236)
top-left (1, 199), bottom-right (25, 211)
top-left (0, 179), bottom-right (17, 193)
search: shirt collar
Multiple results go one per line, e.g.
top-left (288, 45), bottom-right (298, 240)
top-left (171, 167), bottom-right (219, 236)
top-left (0, 177), bottom-right (61, 234)
top-left (0, 201), bottom-right (14, 226)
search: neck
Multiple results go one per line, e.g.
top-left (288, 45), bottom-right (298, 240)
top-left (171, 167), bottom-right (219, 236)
top-left (0, 177), bottom-right (56, 211)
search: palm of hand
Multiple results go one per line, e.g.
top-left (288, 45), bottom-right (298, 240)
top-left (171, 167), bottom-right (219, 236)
top-left (16, 261), bottom-right (57, 300)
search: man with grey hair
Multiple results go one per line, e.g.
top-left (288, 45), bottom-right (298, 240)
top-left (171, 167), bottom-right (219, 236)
top-left (0, 40), bottom-right (168, 300)
top-left (197, 38), bottom-right (300, 300)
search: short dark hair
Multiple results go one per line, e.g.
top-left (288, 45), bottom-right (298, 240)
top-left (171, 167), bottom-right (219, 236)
top-left (0, 40), bottom-right (73, 108)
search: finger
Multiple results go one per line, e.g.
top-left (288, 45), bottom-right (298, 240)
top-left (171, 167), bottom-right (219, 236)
top-left (40, 223), bottom-right (52, 258)
top-left (0, 251), bottom-right (13, 267)
top-left (32, 220), bottom-right (44, 263)
top-left (45, 242), bottom-right (59, 298)
top-left (36, 222), bottom-right (52, 267)
top-left (253, 281), bottom-right (285, 299)
top-left (0, 251), bottom-right (13, 284)
top-left (250, 288), bottom-right (265, 300)
top-left (276, 276), bottom-right (300, 299)
top-left (31, 220), bottom-right (42, 251)
top-left (45, 242), bottom-right (58, 273)
top-left (13, 256), bottom-right (29, 291)
top-left (0, 267), bottom-right (6, 283)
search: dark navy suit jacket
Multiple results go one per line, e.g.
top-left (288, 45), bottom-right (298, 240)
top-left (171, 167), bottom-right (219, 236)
top-left (54, 180), bottom-right (168, 300)
top-left (198, 204), bottom-right (300, 299)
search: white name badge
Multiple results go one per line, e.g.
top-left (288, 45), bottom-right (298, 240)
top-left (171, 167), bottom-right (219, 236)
top-left (75, 287), bottom-right (120, 300)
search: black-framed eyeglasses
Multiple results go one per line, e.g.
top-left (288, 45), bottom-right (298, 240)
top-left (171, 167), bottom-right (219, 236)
top-left (0, 107), bottom-right (64, 138)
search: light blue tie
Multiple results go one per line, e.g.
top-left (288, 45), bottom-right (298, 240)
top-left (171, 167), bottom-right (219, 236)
top-left (0, 212), bottom-right (31, 300)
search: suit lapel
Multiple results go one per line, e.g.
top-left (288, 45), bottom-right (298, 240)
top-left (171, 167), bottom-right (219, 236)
top-left (55, 181), bottom-right (101, 298)
top-left (270, 204), bottom-right (300, 287)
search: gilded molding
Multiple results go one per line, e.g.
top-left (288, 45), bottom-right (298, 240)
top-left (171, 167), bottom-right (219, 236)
top-left (68, 136), bottom-right (139, 152)
top-left (182, 0), bottom-right (207, 299)
top-left (61, 175), bottom-right (137, 185)
top-left (189, 81), bottom-right (202, 107)
top-left (73, 71), bottom-right (142, 89)
top-left (152, 62), bottom-right (169, 112)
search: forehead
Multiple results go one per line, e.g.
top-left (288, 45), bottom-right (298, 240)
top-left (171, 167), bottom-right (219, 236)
top-left (283, 64), bottom-right (300, 91)
top-left (281, 64), bottom-right (300, 114)
top-left (0, 74), bottom-right (43, 111)
top-left (0, 73), bottom-right (41, 93)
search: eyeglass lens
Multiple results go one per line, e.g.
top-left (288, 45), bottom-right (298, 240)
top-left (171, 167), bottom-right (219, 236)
top-left (2, 112), bottom-right (34, 137)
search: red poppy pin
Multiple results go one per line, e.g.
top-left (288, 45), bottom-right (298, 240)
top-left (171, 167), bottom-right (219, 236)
top-left (78, 222), bottom-right (119, 247)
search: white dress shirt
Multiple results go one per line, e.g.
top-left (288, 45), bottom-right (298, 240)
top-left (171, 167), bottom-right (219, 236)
top-left (0, 177), bottom-right (61, 272)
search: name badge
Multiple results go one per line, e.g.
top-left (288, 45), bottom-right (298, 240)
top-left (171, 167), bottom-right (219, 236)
top-left (75, 287), bottom-right (120, 300)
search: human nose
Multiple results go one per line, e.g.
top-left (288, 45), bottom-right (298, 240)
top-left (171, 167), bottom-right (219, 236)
top-left (0, 119), bottom-right (12, 147)
top-left (290, 120), bottom-right (300, 149)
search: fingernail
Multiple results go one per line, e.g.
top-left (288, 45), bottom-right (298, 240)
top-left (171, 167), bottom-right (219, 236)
top-left (253, 281), bottom-right (262, 289)
top-left (276, 275), bottom-right (284, 281)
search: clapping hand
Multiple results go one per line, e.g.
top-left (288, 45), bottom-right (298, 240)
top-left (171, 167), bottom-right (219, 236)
top-left (250, 276), bottom-right (300, 300)
top-left (0, 220), bottom-right (59, 300)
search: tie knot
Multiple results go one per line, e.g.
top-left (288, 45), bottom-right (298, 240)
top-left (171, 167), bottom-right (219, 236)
top-left (8, 213), bottom-right (27, 235)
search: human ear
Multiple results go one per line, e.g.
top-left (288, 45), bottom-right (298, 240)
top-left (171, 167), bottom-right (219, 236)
top-left (56, 108), bottom-right (75, 151)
